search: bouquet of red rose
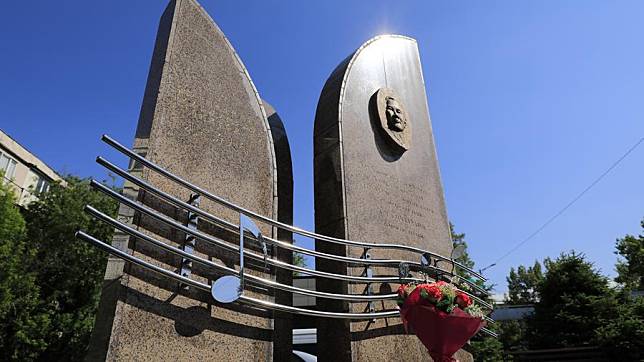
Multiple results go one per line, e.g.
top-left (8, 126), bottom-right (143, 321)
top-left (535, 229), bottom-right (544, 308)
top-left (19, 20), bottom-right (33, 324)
top-left (397, 281), bottom-right (486, 362)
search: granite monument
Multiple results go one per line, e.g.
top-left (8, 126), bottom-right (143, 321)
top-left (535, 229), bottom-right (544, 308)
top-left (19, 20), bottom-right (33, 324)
top-left (84, 2), bottom-right (476, 361)
top-left (313, 35), bottom-right (472, 362)
top-left (87, 0), bottom-right (292, 360)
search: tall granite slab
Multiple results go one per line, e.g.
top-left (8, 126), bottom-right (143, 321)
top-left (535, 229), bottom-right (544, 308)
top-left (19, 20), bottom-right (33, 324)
top-left (87, 0), bottom-right (292, 360)
top-left (264, 101), bottom-right (295, 359)
top-left (313, 35), bottom-right (471, 361)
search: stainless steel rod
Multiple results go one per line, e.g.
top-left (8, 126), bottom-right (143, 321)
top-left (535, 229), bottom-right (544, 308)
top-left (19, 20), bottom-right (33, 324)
top-left (85, 205), bottom-right (492, 309)
top-left (95, 156), bottom-right (489, 296)
top-left (101, 134), bottom-right (485, 281)
top-left (75, 230), bottom-right (495, 335)
top-left (90, 181), bottom-right (425, 284)
top-left (85, 206), bottom-right (396, 302)
top-left (480, 328), bottom-right (498, 338)
top-left (90, 179), bottom-right (493, 309)
top-left (239, 295), bottom-right (499, 336)
top-left (91, 178), bottom-right (493, 308)
top-left (240, 295), bottom-right (400, 319)
top-left (95, 157), bottom-right (414, 267)
top-left (77, 230), bottom-right (211, 291)
top-left (239, 215), bottom-right (245, 289)
top-left (75, 231), bottom-right (401, 319)
top-left (98, 156), bottom-right (403, 264)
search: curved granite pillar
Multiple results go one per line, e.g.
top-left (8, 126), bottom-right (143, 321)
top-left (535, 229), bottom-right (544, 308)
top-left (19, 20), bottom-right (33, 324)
top-left (314, 35), bottom-right (471, 361)
top-left (264, 101), bottom-right (295, 362)
top-left (88, 0), bottom-right (291, 360)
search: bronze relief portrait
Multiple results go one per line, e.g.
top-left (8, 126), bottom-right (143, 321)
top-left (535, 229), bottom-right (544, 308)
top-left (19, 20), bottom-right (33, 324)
top-left (373, 87), bottom-right (411, 152)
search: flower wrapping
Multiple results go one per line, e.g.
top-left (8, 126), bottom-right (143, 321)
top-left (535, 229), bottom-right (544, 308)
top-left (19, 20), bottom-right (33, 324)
top-left (399, 284), bottom-right (486, 362)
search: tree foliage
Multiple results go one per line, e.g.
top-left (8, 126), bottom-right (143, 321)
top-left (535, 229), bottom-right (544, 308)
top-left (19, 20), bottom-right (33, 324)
top-left (21, 177), bottom-right (118, 361)
top-left (467, 328), bottom-right (504, 362)
top-left (0, 177), bottom-right (49, 360)
top-left (496, 261), bottom-right (539, 354)
top-left (463, 217), bottom-right (644, 360)
top-left (524, 251), bottom-right (642, 359)
top-left (450, 222), bottom-right (474, 270)
top-left (526, 252), bottom-right (612, 349)
top-left (594, 289), bottom-right (644, 360)
top-left (507, 226), bottom-right (644, 361)
top-left (293, 252), bottom-right (307, 268)
top-left (614, 219), bottom-right (643, 290)
top-left (506, 261), bottom-right (543, 305)
top-left (0, 176), bottom-right (118, 361)
top-left (497, 319), bottom-right (528, 353)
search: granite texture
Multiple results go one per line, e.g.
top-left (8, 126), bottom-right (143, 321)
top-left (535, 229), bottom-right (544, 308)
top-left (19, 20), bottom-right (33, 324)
top-left (313, 35), bottom-right (472, 362)
top-left (88, 0), bottom-right (291, 360)
top-left (264, 101), bottom-right (295, 361)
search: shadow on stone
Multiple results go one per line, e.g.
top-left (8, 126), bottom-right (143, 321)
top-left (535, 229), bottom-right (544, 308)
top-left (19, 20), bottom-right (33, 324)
top-left (174, 305), bottom-right (210, 336)
top-left (351, 323), bottom-right (407, 341)
top-left (121, 285), bottom-right (273, 341)
top-left (368, 91), bottom-right (403, 162)
top-left (126, 264), bottom-right (272, 319)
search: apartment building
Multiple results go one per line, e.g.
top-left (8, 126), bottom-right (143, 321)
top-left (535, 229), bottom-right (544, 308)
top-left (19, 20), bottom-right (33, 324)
top-left (0, 129), bottom-right (64, 206)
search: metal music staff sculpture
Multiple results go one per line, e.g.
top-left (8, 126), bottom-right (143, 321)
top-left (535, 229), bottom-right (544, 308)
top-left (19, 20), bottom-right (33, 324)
top-left (75, 135), bottom-right (496, 335)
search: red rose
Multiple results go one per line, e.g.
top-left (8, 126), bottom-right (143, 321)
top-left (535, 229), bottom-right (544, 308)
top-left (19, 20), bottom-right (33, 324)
top-left (418, 284), bottom-right (443, 303)
top-left (397, 284), bottom-right (419, 306)
top-left (397, 284), bottom-right (407, 298)
top-left (455, 292), bottom-right (472, 308)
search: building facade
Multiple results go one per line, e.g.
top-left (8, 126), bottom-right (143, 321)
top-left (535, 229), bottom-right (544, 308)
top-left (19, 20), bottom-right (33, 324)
top-left (0, 129), bottom-right (63, 206)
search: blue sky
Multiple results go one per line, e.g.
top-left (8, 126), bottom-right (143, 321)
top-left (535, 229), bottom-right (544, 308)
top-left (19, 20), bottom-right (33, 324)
top-left (1, 1), bottom-right (642, 294)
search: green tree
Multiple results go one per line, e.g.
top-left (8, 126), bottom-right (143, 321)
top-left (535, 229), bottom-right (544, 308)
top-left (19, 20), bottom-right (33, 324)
top-left (467, 318), bottom-right (504, 362)
top-left (468, 335), bottom-right (504, 362)
top-left (482, 260), bottom-right (543, 358)
top-left (450, 222), bottom-right (474, 270)
top-left (22, 176), bottom-right (118, 361)
top-left (614, 219), bottom-right (643, 290)
top-left (500, 261), bottom-right (543, 356)
top-left (526, 252), bottom-right (614, 349)
top-left (506, 261), bottom-right (543, 305)
top-left (497, 319), bottom-right (528, 354)
top-left (291, 238), bottom-right (308, 276)
top-left (593, 289), bottom-right (643, 360)
top-left (0, 176), bottom-right (49, 360)
top-left (293, 252), bottom-right (307, 268)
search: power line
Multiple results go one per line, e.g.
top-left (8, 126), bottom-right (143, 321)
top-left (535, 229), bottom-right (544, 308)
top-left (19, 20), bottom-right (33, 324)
top-left (480, 136), bottom-right (644, 273)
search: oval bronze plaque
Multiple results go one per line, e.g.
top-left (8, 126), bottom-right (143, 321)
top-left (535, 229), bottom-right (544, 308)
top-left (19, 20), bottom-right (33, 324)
top-left (373, 87), bottom-right (411, 152)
